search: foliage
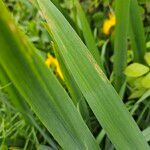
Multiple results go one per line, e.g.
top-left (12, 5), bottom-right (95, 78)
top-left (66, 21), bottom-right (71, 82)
top-left (0, 0), bottom-right (150, 149)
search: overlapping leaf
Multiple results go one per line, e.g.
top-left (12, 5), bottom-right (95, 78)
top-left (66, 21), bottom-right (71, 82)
top-left (113, 0), bottom-right (130, 91)
top-left (36, 0), bottom-right (149, 149)
top-left (0, 1), bottom-right (99, 149)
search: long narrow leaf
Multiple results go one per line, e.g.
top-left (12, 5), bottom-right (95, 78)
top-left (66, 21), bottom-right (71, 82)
top-left (53, 43), bottom-right (90, 123)
top-left (113, 0), bottom-right (130, 91)
top-left (0, 1), bottom-right (99, 149)
top-left (74, 0), bottom-right (101, 66)
top-left (36, 0), bottom-right (149, 149)
top-left (43, 23), bottom-right (90, 123)
top-left (129, 0), bottom-right (146, 62)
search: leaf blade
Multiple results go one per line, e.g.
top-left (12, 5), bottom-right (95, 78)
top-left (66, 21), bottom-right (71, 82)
top-left (0, 1), bottom-right (99, 149)
top-left (113, 0), bottom-right (130, 91)
top-left (74, 0), bottom-right (101, 66)
top-left (129, 0), bottom-right (146, 62)
top-left (36, 0), bottom-right (149, 149)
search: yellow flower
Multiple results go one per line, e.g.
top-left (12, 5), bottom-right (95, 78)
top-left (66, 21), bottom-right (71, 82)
top-left (45, 53), bottom-right (64, 80)
top-left (103, 13), bottom-right (116, 35)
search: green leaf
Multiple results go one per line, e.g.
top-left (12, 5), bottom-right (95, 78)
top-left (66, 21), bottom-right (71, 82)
top-left (136, 89), bottom-right (150, 105)
top-left (143, 126), bottom-right (150, 142)
top-left (129, 0), bottom-right (146, 62)
top-left (73, 0), bottom-right (101, 67)
top-left (142, 73), bottom-right (150, 88)
top-left (0, 1), bottom-right (99, 149)
top-left (130, 89), bottom-right (150, 115)
top-left (36, 0), bottom-right (149, 149)
top-left (113, 0), bottom-right (130, 91)
top-left (52, 42), bottom-right (90, 124)
top-left (144, 52), bottom-right (150, 66)
top-left (44, 23), bottom-right (90, 124)
top-left (101, 40), bottom-right (109, 73)
top-left (96, 129), bottom-right (106, 144)
top-left (129, 89), bottom-right (145, 99)
top-left (133, 77), bottom-right (144, 89)
top-left (124, 63), bottom-right (149, 77)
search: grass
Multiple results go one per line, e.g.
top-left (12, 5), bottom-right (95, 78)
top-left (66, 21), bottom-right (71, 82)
top-left (0, 0), bottom-right (150, 149)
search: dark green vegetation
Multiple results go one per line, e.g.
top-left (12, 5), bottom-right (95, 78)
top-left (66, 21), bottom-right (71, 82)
top-left (0, 0), bottom-right (150, 149)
